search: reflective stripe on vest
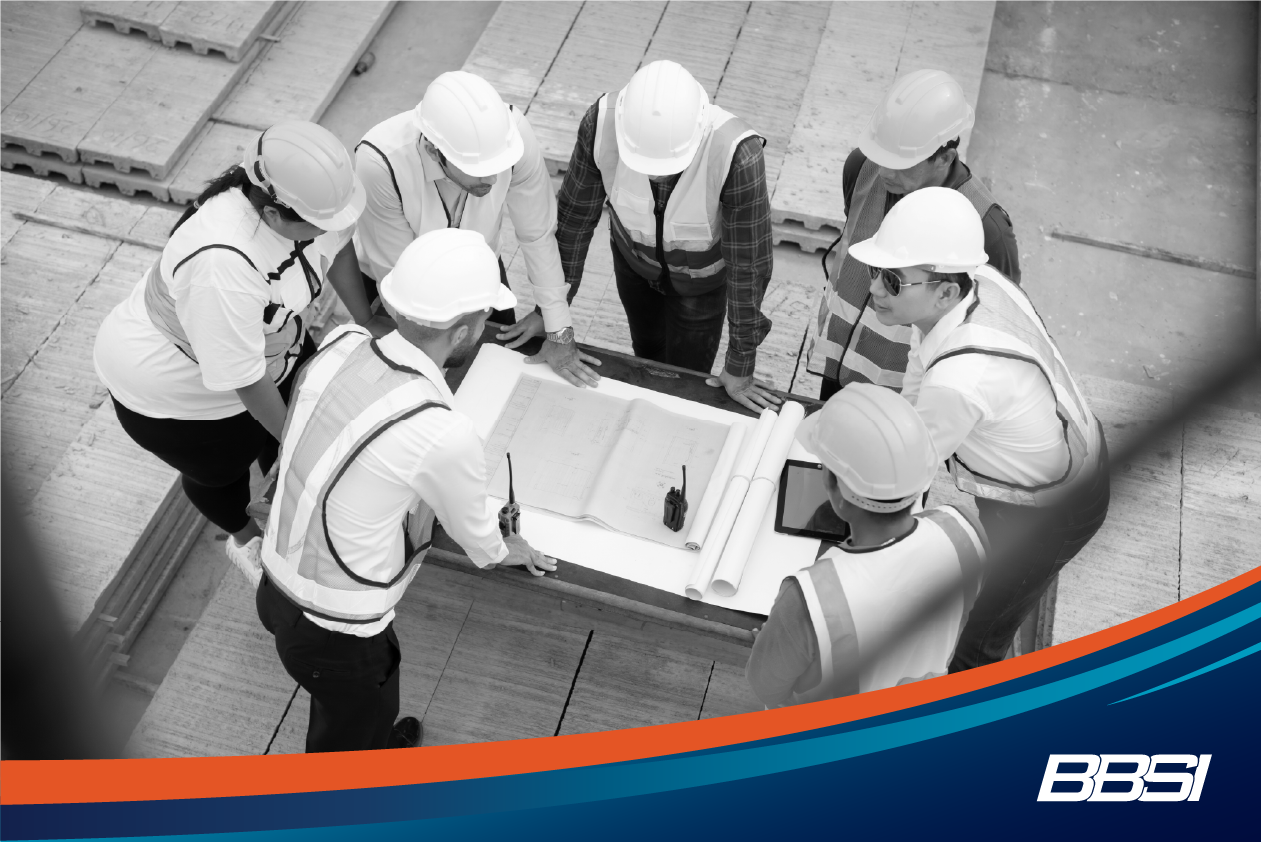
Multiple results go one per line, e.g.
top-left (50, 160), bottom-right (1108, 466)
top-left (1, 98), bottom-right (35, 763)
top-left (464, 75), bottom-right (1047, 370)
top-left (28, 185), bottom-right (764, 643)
top-left (790, 508), bottom-right (986, 703)
top-left (805, 159), bottom-right (1001, 387)
top-left (142, 193), bottom-right (323, 385)
top-left (260, 330), bottom-right (448, 624)
top-left (931, 266), bottom-right (1102, 507)
top-left (355, 109), bottom-right (515, 272)
top-left (592, 94), bottom-right (760, 293)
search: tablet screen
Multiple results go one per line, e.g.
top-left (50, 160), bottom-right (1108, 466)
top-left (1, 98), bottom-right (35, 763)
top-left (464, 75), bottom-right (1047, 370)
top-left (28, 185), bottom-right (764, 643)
top-left (775, 460), bottom-right (850, 542)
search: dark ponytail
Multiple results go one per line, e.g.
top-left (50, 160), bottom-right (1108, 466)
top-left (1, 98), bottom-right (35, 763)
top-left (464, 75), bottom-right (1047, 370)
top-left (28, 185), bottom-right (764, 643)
top-left (171, 165), bottom-right (306, 235)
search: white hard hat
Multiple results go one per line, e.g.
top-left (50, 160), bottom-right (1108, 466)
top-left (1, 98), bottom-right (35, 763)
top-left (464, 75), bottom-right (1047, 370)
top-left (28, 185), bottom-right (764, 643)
top-left (243, 121), bottom-right (365, 231)
top-left (615, 60), bottom-right (709, 176)
top-left (848, 186), bottom-right (987, 272)
top-left (414, 71), bottom-right (524, 177)
top-left (859, 69), bottom-right (976, 170)
top-left (380, 229), bottom-right (516, 327)
top-left (795, 384), bottom-right (938, 513)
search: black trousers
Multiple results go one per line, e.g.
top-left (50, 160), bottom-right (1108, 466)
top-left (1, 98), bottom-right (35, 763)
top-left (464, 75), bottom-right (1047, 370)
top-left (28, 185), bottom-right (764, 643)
top-left (256, 575), bottom-right (401, 753)
top-left (949, 432), bottom-right (1112, 672)
top-left (112, 335), bottom-right (316, 534)
top-left (611, 237), bottom-right (728, 374)
top-left (362, 258), bottom-right (517, 326)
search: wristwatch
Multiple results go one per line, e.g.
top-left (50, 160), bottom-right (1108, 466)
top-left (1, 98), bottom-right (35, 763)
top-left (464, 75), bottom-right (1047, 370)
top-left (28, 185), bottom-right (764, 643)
top-left (546, 326), bottom-right (575, 345)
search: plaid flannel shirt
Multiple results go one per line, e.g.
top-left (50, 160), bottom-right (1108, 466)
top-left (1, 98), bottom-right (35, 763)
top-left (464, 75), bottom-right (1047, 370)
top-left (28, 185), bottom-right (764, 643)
top-left (556, 101), bottom-right (773, 378)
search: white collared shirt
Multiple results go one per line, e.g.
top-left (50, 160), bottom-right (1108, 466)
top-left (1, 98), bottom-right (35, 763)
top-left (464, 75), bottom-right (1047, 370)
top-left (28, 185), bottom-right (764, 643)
top-left (902, 289), bottom-right (1070, 488)
top-left (305, 328), bottom-right (508, 636)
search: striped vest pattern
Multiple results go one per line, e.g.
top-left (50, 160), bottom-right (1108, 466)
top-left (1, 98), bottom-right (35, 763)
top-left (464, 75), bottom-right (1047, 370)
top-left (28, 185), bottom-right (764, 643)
top-left (805, 159), bottom-right (1001, 388)
top-left (260, 329), bottom-right (448, 624)
top-left (593, 95), bottom-right (760, 296)
top-left (930, 266), bottom-right (1103, 507)
top-left (790, 506), bottom-right (987, 704)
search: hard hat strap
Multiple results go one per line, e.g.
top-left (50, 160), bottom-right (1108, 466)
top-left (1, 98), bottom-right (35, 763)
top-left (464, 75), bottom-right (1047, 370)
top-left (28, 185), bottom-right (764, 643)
top-left (837, 478), bottom-right (919, 514)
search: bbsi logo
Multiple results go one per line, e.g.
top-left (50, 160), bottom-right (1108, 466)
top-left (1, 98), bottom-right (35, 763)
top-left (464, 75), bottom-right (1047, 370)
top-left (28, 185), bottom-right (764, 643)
top-left (1037, 754), bottom-right (1211, 802)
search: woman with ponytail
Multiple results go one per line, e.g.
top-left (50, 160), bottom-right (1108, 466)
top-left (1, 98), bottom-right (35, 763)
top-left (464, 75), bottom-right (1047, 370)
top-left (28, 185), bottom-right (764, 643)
top-left (94, 121), bottom-right (388, 579)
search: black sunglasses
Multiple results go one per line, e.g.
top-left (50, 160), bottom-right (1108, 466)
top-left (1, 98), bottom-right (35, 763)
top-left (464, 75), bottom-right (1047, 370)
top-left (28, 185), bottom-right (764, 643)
top-left (867, 264), bottom-right (942, 296)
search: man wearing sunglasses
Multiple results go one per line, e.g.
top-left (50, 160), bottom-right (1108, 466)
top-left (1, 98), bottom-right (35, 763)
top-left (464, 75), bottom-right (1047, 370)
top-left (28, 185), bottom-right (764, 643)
top-left (850, 187), bottom-right (1110, 673)
top-left (805, 70), bottom-right (1020, 401)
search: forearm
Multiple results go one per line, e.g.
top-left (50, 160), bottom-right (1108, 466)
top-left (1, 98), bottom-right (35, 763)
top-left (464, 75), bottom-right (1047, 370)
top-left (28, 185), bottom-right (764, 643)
top-left (555, 102), bottom-right (607, 299)
top-left (235, 374), bottom-right (288, 441)
top-left (721, 139), bottom-right (773, 378)
top-left (327, 242), bottom-right (374, 325)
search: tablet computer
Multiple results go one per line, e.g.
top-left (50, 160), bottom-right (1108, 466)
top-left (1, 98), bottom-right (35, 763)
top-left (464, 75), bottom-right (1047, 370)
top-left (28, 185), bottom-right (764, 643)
top-left (775, 459), bottom-right (850, 543)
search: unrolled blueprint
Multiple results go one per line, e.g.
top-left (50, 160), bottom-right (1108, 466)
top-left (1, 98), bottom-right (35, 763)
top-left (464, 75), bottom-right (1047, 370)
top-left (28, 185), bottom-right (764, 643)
top-left (484, 375), bottom-right (732, 548)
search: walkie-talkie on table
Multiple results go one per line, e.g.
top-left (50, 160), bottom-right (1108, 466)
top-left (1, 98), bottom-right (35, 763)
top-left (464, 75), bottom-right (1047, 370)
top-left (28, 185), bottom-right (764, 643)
top-left (498, 453), bottom-right (521, 538)
top-left (663, 465), bottom-right (688, 532)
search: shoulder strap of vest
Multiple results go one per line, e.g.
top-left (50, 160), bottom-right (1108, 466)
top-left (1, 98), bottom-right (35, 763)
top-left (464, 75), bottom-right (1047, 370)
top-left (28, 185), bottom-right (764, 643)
top-left (320, 399), bottom-right (450, 589)
top-left (357, 139), bottom-right (404, 210)
top-left (172, 243), bottom-right (258, 276)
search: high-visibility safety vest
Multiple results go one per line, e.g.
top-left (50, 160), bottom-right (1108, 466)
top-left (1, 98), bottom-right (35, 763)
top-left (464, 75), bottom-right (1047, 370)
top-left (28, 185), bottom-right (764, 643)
top-left (260, 328), bottom-right (448, 625)
top-left (144, 189), bottom-right (332, 385)
top-left (790, 506), bottom-right (986, 704)
top-left (929, 265), bottom-right (1103, 507)
top-left (592, 94), bottom-right (761, 296)
top-left (805, 157), bottom-right (1002, 388)
top-left (355, 109), bottom-right (516, 271)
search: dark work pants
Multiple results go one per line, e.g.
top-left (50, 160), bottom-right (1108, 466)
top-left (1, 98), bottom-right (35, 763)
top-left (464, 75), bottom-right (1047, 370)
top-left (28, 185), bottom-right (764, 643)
top-left (361, 257), bottom-right (517, 326)
top-left (112, 335), bottom-right (316, 534)
top-left (256, 575), bottom-right (401, 753)
top-left (949, 432), bottom-right (1112, 672)
top-left (611, 237), bottom-right (727, 374)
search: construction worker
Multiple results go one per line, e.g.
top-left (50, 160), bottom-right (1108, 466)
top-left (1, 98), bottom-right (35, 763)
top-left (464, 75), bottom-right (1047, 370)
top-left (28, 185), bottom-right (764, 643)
top-left (355, 70), bottom-right (600, 388)
top-left (746, 384), bottom-right (987, 706)
top-left (849, 186), bottom-right (1111, 672)
top-left (556, 60), bottom-right (781, 413)
top-left (253, 229), bottom-right (556, 752)
top-left (94, 121), bottom-right (383, 585)
top-left (806, 69), bottom-right (1021, 400)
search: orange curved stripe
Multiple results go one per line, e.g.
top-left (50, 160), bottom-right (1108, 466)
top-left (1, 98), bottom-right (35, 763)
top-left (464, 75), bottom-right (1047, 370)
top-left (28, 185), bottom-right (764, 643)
top-left (4, 564), bottom-right (1258, 806)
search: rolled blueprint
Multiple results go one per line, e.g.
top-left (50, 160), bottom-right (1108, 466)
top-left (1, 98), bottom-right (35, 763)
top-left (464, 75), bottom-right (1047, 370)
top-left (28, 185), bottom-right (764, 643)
top-left (684, 422), bottom-right (748, 551)
top-left (710, 401), bottom-right (807, 598)
top-left (683, 407), bottom-right (777, 599)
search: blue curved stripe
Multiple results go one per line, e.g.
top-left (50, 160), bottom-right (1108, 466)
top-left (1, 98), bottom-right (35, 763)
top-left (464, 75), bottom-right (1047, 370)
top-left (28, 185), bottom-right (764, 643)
top-left (1109, 638), bottom-right (1261, 704)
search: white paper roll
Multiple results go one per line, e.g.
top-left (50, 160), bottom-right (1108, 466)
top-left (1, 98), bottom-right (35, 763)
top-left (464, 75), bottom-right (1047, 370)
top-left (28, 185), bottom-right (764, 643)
top-left (731, 407), bottom-right (778, 481)
top-left (683, 476), bottom-right (749, 600)
top-left (710, 402), bottom-right (807, 597)
top-left (684, 422), bottom-right (747, 551)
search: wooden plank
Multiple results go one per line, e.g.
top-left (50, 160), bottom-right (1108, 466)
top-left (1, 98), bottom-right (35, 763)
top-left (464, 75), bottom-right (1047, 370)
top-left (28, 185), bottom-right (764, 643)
top-left (558, 633), bottom-right (711, 735)
top-left (81, 120), bottom-right (255, 203)
top-left (0, 24), bottom-right (156, 162)
top-left (421, 600), bottom-right (588, 745)
top-left (461, 1), bottom-right (582, 112)
top-left (215, 1), bottom-right (394, 130)
top-left (0, 223), bottom-right (117, 389)
top-left (126, 570), bottom-right (297, 758)
top-left (80, 1), bottom-right (177, 40)
top-left (158, 1), bottom-right (283, 62)
top-left (699, 661), bottom-right (762, 719)
top-left (1180, 402), bottom-right (1261, 600)
top-left (0, 171), bottom-right (57, 248)
top-left (1, 1), bottom-right (84, 110)
top-left (528, 1), bottom-right (667, 170)
top-left (77, 37), bottom-right (264, 178)
top-left (641, 2), bottom-right (748, 98)
top-left (1, 146), bottom-right (85, 184)
top-left (714, 1), bottom-right (832, 195)
top-left (2, 243), bottom-right (151, 505)
top-left (896, 1), bottom-right (995, 163)
top-left (27, 398), bottom-right (179, 637)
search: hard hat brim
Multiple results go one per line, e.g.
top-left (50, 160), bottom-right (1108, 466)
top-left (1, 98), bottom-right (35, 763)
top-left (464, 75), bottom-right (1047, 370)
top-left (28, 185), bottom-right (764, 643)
top-left (847, 234), bottom-right (925, 269)
top-left (616, 140), bottom-right (699, 177)
top-left (302, 174), bottom-right (367, 232)
top-left (452, 127), bottom-right (525, 178)
top-left (857, 130), bottom-right (932, 171)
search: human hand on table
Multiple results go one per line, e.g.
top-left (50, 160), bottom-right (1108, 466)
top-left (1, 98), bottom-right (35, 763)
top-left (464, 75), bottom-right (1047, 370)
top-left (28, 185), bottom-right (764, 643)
top-left (503, 312), bottom-right (602, 387)
top-left (499, 533), bottom-right (558, 577)
top-left (707, 369), bottom-right (783, 413)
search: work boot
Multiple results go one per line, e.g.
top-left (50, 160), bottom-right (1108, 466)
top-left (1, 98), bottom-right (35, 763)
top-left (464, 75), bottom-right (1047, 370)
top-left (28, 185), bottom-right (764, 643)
top-left (388, 716), bottom-right (423, 749)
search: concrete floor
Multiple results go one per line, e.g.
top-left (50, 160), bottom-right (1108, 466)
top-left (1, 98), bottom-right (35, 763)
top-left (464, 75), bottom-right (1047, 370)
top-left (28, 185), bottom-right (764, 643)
top-left (101, 1), bottom-right (1260, 744)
